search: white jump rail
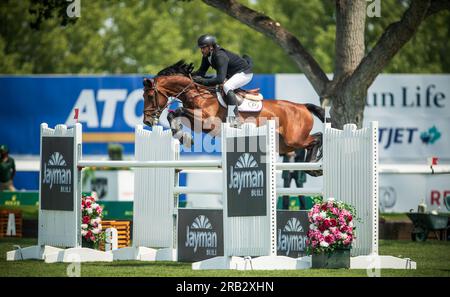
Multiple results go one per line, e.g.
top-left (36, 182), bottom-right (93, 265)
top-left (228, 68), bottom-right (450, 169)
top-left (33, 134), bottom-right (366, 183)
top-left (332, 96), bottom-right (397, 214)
top-left (7, 120), bottom-right (417, 269)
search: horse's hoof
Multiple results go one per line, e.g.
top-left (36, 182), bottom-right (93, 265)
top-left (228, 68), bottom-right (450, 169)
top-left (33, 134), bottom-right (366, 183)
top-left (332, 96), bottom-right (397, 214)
top-left (305, 170), bottom-right (323, 177)
top-left (182, 132), bottom-right (193, 148)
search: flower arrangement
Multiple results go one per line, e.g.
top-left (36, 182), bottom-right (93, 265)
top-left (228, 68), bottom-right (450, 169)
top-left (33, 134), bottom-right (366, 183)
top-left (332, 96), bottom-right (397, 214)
top-left (307, 197), bottom-right (357, 255)
top-left (81, 192), bottom-right (104, 249)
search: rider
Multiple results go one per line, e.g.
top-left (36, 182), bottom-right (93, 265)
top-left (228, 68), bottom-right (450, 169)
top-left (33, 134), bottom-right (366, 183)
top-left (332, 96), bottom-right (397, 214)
top-left (192, 34), bottom-right (253, 125)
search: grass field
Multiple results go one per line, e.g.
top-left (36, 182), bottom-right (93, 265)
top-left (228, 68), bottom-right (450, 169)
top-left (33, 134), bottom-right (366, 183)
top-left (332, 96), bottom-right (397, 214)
top-left (1, 238), bottom-right (449, 277)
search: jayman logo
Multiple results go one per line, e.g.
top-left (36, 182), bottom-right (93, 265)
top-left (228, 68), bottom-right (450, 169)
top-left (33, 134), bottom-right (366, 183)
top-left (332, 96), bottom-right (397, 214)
top-left (228, 153), bottom-right (264, 195)
top-left (185, 215), bottom-right (218, 253)
top-left (42, 152), bottom-right (72, 191)
top-left (420, 126), bottom-right (441, 144)
top-left (277, 218), bottom-right (307, 256)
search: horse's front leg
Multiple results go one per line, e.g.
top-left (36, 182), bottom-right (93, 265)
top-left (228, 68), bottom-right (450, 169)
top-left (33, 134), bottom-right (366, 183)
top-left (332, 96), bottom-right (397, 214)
top-left (167, 108), bottom-right (193, 146)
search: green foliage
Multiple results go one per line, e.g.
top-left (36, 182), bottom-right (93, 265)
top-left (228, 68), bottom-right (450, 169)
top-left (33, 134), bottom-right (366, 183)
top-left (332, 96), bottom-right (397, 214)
top-left (0, 0), bottom-right (448, 74)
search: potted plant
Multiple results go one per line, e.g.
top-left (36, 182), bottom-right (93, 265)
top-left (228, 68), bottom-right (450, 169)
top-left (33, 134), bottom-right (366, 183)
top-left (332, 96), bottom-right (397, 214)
top-left (81, 192), bottom-right (105, 249)
top-left (307, 197), bottom-right (357, 268)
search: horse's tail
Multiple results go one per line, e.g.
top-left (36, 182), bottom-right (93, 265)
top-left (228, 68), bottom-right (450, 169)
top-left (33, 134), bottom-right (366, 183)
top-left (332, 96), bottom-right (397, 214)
top-left (305, 103), bottom-right (324, 123)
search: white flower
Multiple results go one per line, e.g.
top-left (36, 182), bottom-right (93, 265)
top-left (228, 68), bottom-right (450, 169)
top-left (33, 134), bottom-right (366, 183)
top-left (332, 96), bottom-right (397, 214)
top-left (97, 224), bottom-right (102, 231)
top-left (341, 233), bottom-right (348, 240)
top-left (81, 230), bottom-right (87, 236)
top-left (92, 228), bottom-right (100, 234)
top-left (349, 221), bottom-right (353, 227)
top-left (92, 203), bottom-right (99, 209)
top-left (309, 224), bottom-right (317, 230)
top-left (323, 230), bottom-right (330, 236)
top-left (81, 224), bottom-right (88, 229)
top-left (320, 241), bottom-right (329, 247)
top-left (320, 211), bottom-right (327, 219)
top-left (327, 197), bottom-right (335, 202)
top-left (86, 208), bottom-right (93, 214)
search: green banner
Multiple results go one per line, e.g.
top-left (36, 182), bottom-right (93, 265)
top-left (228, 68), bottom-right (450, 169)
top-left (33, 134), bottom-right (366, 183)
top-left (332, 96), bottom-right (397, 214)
top-left (0, 191), bottom-right (133, 220)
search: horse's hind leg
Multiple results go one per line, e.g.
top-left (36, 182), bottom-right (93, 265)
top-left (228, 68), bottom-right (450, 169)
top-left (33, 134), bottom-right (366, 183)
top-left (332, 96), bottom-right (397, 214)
top-left (304, 132), bottom-right (323, 177)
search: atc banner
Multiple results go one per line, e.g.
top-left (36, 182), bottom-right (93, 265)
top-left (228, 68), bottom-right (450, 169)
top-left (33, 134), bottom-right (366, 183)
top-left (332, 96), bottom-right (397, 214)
top-left (0, 75), bottom-right (275, 155)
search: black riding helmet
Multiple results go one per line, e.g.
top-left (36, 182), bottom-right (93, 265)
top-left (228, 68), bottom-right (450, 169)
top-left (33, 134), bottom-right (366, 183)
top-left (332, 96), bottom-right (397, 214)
top-left (197, 34), bottom-right (217, 48)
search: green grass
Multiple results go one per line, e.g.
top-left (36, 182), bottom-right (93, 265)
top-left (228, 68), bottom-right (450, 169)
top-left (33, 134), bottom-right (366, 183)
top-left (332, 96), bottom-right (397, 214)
top-left (1, 238), bottom-right (449, 277)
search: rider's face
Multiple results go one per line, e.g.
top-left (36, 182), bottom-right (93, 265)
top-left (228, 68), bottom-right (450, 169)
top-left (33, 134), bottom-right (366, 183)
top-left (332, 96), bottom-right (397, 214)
top-left (200, 46), bottom-right (211, 57)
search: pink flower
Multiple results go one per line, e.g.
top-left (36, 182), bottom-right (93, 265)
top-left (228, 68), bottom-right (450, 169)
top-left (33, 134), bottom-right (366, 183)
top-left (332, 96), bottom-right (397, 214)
top-left (329, 218), bottom-right (337, 227)
top-left (325, 234), bottom-right (335, 244)
top-left (82, 216), bottom-right (90, 224)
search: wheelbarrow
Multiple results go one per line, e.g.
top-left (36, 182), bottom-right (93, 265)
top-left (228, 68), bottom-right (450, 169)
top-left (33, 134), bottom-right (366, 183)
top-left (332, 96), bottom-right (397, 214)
top-left (407, 212), bottom-right (449, 242)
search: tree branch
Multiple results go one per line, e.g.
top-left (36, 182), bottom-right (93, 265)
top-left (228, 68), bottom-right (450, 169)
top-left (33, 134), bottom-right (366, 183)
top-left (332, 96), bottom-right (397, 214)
top-left (201, 0), bottom-right (330, 96)
top-left (426, 0), bottom-right (450, 17)
top-left (346, 0), bottom-right (431, 92)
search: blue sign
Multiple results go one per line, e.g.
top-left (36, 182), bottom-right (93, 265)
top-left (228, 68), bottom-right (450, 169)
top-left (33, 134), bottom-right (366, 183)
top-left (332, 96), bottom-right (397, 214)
top-left (0, 75), bottom-right (275, 155)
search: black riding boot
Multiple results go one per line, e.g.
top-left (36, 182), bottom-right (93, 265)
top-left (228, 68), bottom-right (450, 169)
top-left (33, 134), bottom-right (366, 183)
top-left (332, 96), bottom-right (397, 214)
top-left (225, 90), bottom-right (242, 127)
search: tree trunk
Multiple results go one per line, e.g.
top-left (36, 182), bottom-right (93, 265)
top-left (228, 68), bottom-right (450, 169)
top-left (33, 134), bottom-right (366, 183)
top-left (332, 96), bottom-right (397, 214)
top-left (330, 0), bottom-right (367, 129)
top-left (330, 88), bottom-right (367, 129)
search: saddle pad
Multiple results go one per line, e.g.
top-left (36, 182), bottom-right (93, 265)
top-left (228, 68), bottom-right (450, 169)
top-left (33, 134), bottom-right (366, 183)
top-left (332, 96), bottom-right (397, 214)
top-left (217, 92), bottom-right (263, 112)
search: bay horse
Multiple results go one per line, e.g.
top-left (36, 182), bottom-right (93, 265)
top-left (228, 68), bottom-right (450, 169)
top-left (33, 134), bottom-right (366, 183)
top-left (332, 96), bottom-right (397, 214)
top-left (142, 61), bottom-right (324, 176)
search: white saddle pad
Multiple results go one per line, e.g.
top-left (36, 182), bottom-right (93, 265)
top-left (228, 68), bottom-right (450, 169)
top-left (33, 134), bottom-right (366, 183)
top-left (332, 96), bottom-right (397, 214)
top-left (217, 92), bottom-right (263, 112)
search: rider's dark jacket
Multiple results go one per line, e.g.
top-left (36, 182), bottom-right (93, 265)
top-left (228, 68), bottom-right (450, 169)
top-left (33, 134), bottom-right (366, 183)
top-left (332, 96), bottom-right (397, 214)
top-left (194, 47), bottom-right (252, 86)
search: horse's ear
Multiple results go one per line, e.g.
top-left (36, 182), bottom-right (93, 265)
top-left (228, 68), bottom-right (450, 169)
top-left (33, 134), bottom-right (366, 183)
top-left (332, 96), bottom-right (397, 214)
top-left (143, 77), bottom-right (153, 88)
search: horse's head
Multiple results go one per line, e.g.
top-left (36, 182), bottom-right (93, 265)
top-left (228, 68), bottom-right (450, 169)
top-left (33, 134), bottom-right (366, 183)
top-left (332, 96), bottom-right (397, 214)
top-left (142, 60), bottom-right (195, 127)
top-left (142, 77), bottom-right (161, 126)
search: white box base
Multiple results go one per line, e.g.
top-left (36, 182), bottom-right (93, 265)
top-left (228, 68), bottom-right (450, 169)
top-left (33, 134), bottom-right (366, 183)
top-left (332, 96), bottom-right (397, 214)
top-left (112, 247), bottom-right (176, 261)
top-left (351, 254), bottom-right (417, 269)
top-left (44, 247), bottom-right (113, 263)
top-left (192, 256), bottom-right (312, 270)
top-left (7, 245), bottom-right (63, 261)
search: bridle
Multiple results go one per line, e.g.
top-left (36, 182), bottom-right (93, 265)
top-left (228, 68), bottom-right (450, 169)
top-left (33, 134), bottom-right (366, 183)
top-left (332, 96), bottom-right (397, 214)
top-left (146, 76), bottom-right (194, 124)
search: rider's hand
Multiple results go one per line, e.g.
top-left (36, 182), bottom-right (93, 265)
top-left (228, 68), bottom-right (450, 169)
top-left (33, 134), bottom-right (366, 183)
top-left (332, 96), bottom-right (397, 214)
top-left (193, 76), bottom-right (206, 84)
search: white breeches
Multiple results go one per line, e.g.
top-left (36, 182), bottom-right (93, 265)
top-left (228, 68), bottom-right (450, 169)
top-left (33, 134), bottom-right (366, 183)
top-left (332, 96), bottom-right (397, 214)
top-left (223, 72), bottom-right (253, 94)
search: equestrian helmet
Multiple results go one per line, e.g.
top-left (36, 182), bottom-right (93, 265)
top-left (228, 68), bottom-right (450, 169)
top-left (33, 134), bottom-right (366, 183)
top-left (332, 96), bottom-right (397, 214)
top-left (197, 34), bottom-right (217, 48)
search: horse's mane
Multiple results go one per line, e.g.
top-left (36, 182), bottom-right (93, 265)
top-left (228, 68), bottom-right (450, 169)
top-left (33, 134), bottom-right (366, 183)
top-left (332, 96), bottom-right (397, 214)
top-left (156, 60), bottom-right (194, 77)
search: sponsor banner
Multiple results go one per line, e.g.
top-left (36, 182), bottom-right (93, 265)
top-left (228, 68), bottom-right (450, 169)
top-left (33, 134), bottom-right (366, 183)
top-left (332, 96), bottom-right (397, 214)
top-left (275, 74), bottom-right (450, 163)
top-left (375, 118), bottom-right (449, 162)
top-left (226, 136), bottom-right (267, 217)
top-left (276, 210), bottom-right (309, 258)
top-left (379, 174), bottom-right (450, 213)
top-left (40, 136), bottom-right (74, 211)
top-left (82, 170), bottom-right (134, 201)
top-left (177, 209), bottom-right (224, 262)
top-left (0, 75), bottom-right (274, 155)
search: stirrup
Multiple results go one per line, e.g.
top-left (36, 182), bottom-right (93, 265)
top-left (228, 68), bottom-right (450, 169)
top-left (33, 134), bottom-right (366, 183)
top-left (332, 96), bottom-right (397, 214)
top-left (227, 116), bottom-right (242, 128)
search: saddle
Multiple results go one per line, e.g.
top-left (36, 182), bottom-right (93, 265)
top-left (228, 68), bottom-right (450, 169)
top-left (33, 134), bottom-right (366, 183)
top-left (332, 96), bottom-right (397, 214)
top-left (216, 86), bottom-right (263, 101)
top-left (215, 86), bottom-right (264, 113)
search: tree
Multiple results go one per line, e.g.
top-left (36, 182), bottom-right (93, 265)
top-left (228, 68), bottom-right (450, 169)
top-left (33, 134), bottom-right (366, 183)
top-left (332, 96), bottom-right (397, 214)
top-left (200, 0), bottom-right (450, 128)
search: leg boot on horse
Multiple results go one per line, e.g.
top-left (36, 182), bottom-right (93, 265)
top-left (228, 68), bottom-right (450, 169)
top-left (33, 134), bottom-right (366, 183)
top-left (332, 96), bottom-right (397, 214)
top-left (225, 90), bottom-right (243, 127)
top-left (304, 132), bottom-right (323, 177)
